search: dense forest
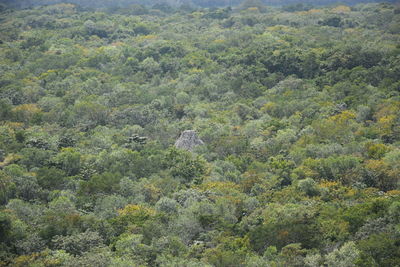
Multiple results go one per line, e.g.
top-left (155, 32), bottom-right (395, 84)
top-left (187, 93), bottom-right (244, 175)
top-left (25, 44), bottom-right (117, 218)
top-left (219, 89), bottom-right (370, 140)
top-left (0, 1), bottom-right (400, 266)
top-left (2, 0), bottom-right (398, 9)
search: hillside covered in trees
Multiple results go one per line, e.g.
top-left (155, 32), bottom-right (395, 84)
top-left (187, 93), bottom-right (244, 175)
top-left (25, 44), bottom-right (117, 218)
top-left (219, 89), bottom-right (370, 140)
top-left (0, 1), bottom-right (400, 266)
top-left (2, 0), bottom-right (398, 9)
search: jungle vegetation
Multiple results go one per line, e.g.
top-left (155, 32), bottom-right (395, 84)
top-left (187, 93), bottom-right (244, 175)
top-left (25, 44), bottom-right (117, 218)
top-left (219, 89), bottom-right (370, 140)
top-left (0, 1), bottom-right (400, 266)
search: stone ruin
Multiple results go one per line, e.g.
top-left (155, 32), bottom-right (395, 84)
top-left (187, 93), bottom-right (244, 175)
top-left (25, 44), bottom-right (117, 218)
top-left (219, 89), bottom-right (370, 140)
top-left (175, 130), bottom-right (204, 151)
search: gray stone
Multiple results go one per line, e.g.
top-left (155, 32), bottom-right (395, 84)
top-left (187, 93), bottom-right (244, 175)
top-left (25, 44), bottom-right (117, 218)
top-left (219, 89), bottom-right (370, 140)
top-left (175, 130), bottom-right (204, 151)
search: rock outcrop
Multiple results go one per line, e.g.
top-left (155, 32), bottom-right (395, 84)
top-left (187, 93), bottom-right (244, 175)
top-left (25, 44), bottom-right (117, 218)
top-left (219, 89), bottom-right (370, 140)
top-left (175, 130), bottom-right (204, 151)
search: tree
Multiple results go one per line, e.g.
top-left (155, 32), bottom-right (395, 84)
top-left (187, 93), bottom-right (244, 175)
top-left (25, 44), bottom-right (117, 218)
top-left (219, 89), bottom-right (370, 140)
top-left (240, 0), bottom-right (267, 12)
top-left (52, 230), bottom-right (104, 255)
top-left (79, 172), bottom-right (122, 195)
top-left (53, 148), bottom-right (81, 176)
top-left (325, 241), bottom-right (360, 267)
top-left (297, 178), bottom-right (320, 197)
top-left (155, 197), bottom-right (179, 215)
top-left (163, 148), bottom-right (208, 184)
top-left (36, 167), bottom-right (66, 190)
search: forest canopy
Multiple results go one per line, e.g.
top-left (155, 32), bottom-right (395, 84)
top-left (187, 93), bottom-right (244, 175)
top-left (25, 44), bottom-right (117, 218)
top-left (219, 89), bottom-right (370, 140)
top-left (0, 1), bottom-right (400, 266)
top-left (1, 0), bottom-right (398, 9)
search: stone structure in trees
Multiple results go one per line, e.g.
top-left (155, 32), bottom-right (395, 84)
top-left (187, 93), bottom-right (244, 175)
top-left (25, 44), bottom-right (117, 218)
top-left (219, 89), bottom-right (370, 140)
top-left (175, 130), bottom-right (204, 151)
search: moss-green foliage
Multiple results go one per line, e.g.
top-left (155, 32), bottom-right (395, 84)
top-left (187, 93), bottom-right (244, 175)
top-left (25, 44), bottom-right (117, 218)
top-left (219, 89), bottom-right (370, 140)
top-left (0, 2), bottom-right (399, 266)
